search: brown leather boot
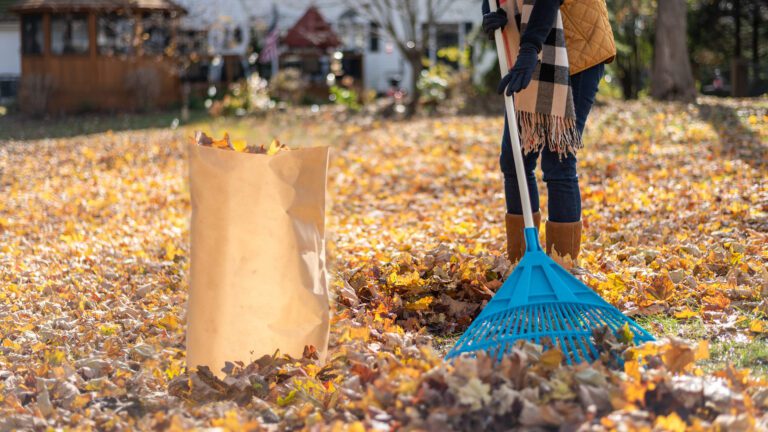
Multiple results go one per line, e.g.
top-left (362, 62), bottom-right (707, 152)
top-left (545, 220), bottom-right (582, 269)
top-left (505, 212), bottom-right (541, 264)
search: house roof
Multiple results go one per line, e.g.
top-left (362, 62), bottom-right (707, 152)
top-left (283, 6), bottom-right (340, 50)
top-left (9, 0), bottom-right (186, 14)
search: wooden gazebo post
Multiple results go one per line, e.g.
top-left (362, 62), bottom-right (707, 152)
top-left (88, 11), bottom-right (97, 59)
top-left (42, 13), bottom-right (50, 57)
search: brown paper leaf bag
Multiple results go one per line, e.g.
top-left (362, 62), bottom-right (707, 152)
top-left (186, 143), bottom-right (330, 376)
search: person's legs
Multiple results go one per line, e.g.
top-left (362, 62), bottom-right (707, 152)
top-left (500, 112), bottom-right (541, 262)
top-left (543, 63), bottom-right (604, 265)
top-left (542, 63), bottom-right (604, 222)
top-left (500, 113), bottom-right (540, 215)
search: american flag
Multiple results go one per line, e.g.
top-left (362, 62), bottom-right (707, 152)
top-left (259, 5), bottom-right (280, 64)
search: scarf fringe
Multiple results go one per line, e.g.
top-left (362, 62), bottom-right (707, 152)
top-left (516, 111), bottom-right (583, 158)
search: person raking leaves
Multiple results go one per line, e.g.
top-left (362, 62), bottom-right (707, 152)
top-left (446, 0), bottom-right (654, 363)
top-left (481, 0), bottom-right (616, 269)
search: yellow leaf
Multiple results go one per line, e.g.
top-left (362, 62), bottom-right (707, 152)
top-left (2, 338), bottom-right (20, 351)
top-left (540, 348), bottom-right (563, 369)
top-left (45, 349), bottom-right (66, 365)
top-left (158, 315), bottom-right (179, 331)
top-left (388, 270), bottom-right (423, 288)
top-left (339, 326), bottom-right (370, 343)
top-left (70, 394), bottom-right (92, 409)
top-left (624, 358), bottom-right (642, 381)
top-left (750, 320), bottom-right (768, 334)
top-left (211, 410), bottom-right (243, 429)
top-left (623, 380), bottom-right (646, 404)
top-left (277, 389), bottom-right (297, 407)
top-left (694, 340), bottom-right (709, 361)
top-left (99, 323), bottom-right (119, 336)
top-left (674, 308), bottom-right (697, 319)
top-left (165, 242), bottom-right (180, 261)
top-left (165, 360), bottom-right (183, 380)
top-left (405, 296), bottom-right (433, 311)
top-left (231, 139), bottom-right (248, 152)
top-left (267, 139), bottom-right (284, 155)
top-left (655, 412), bottom-right (687, 432)
top-left (616, 322), bottom-right (634, 344)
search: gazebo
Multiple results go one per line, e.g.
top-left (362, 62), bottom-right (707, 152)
top-left (10, 0), bottom-right (186, 114)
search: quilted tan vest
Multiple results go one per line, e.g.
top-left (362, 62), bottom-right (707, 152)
top-left (561, 0), bottom-right (617, 75)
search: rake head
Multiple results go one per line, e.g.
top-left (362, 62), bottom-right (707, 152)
top-left (446, 228), bottom-right (655, 364)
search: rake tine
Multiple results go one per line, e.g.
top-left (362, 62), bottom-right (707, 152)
top-left (603, 309), bottom-right (632, 332)
top-left (551, 303), bottom-right (568, 333)
top-left (508, 309), bottom-right (520, 338)
top-left (583, 307), bottom-right (607, 329)
top-left (568, 336), bottom-right (583, 364)
top-left (566, 304), bottom-right (587, 331)
top-left (570, 308), bottom-right (599, 359)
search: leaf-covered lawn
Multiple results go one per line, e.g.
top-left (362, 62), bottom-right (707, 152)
top-left (0, 98), bottom-right (766, 430)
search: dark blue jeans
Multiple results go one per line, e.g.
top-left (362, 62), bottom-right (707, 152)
top-left (501, 63), bottom-right (604, 223)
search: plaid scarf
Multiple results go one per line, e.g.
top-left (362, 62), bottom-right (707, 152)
top-left (500, 0), bottom-right (581, 156)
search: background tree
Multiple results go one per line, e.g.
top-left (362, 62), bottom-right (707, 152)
top-left (688, 0), bottom-right (767, 97)
top-left (347, 0), bottom-right (453, 116)
top-left (651, 0), bottom-right (696, 101)
top-left (606, 0), bottom-right (655, 99)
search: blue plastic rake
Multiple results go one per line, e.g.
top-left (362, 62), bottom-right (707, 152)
top-left (446, 1), bottom-right (654, 364)
top-left (445, 228), bottom-right (656, 364)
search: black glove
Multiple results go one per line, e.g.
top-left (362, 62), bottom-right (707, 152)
top-left (482, 8), bottom-right (508, 40)
top-left (497, 43), bottom-right (539, 96)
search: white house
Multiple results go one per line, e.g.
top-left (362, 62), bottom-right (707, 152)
top-left (0, 0), bottom-right (21, 103)
top-left (269, 0), bottom-right (480, 92)
top-left (174, 0), bottom-right (251, 57)
top-left (177, 0), bottom-right (482, 92)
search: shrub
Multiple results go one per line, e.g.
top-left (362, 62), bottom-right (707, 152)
top-left (209, 74), bottom-right (272, 117)
top-left (268, 69), bottom-right (306, 105)
top-left (329, 85), bottom-right (361, 112)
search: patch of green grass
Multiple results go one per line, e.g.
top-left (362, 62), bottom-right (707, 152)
top-left (634, 314), bottom-right (709, 340)
top-left (0, 110), bottom-right (211, 142)
top-left (635, 313), bottom-right (768, 376)
top-left (707, 338), bottom-right (768, 373)
top-left (431, 333), bottom-right (461, 356)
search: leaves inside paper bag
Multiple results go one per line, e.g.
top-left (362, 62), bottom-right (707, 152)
top-left (195, 131), bottom-right (289, 155)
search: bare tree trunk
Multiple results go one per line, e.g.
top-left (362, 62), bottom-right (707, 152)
top-left (406, 53), bottom-right (423, 116)
top-left (730, 0), bottom-right (749, 96)
top-left (345, 0), bottom-right (451, 117)
top-left (751, 1), bottom-right (760, 90)
top-left (651, 0), bottom-right (696, 102)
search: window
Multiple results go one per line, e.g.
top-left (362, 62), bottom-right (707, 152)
top-left (337, 9), bottom-right (365, 51)
top-left (21, 14), bottom-right (44, 55)
top-left (98, 13), bottom-right (135, 56)
top-left (369, 22), bottom-right (380, 52)
top-left (177, 30), bottom-right (207, 57)
top-left (423, 23), bottom-right (461, 66)
top-left (142, 12), bottom-right (171, 55)
top-left (51, 14), bottom-right (90, 55)
top-left (436, 24), bottom-right (459, 48)
top-left (0, 77), bottom-right (19, 100)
